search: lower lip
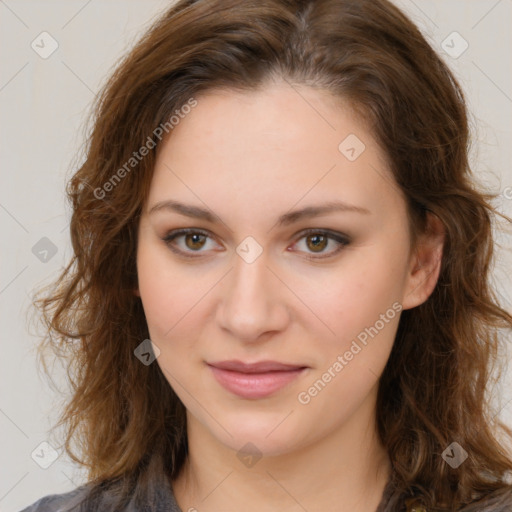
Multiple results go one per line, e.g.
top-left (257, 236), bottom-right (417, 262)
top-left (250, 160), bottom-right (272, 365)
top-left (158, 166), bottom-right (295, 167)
top-left (208, 365), bottom-right (307, 399)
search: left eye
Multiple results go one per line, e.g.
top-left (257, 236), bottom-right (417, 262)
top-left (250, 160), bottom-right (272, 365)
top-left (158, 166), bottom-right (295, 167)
top-left (162, 228), bottom-right (350, 259)
top-left (291, 230), bottom-right (350, 259)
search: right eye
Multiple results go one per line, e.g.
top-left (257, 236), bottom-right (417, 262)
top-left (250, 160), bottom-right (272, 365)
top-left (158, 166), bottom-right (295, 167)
top-left (162, 228), bottom-right (223, 258)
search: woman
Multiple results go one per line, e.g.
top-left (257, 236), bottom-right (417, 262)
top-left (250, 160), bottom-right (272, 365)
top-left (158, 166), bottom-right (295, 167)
top-left (24, 0), bottom-right (512, 510)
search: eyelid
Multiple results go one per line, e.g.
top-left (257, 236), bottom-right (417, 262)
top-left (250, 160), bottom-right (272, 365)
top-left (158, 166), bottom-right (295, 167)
top-left (290, 228), bottom-right (350, 259)
top-left (162, 227), bottom-right (350, 259)
top-left (162, 228), bottom-right (222, 258)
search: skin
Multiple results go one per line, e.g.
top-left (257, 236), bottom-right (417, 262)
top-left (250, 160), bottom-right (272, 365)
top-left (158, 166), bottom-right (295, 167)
top-left (136, 79), bottom-right (445, 512)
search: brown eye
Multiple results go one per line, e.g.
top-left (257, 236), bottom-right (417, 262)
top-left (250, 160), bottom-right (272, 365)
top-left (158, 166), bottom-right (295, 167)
top-left (163, 229), bottom-right (220, 258)
top-left (305, 234), bottom-right (329, 253)
top-left (292, 229), bottom-right (350, 259)
top-left (184, 233), bottom-right (207, 250)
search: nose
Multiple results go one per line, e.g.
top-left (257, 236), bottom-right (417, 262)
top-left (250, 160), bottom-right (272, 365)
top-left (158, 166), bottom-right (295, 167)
top-left (216, 249), bottom-right (290, 342)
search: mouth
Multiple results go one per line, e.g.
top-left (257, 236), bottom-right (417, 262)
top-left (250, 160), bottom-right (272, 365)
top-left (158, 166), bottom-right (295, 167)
top-left (207, 360), bottom-right (309, 399)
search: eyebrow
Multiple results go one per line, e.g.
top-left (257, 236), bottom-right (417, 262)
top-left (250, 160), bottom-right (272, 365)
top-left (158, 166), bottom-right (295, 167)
top-left (148, 199), bottom-right (371, 226)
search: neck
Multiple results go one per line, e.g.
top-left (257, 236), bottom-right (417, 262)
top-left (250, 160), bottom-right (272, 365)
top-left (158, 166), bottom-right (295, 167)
top-left (172, 387), bottom-right (390, 512)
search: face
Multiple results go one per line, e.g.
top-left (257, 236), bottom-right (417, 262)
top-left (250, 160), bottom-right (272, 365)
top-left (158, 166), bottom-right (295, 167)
top-left (136, 80), bottom-right (434, 458)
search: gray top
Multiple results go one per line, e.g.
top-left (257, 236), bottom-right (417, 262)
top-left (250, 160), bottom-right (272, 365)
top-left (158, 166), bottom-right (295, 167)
top-left (19, 479), bottom-right (182, 512)
top-left (19, 476), bottom-right (512, 512)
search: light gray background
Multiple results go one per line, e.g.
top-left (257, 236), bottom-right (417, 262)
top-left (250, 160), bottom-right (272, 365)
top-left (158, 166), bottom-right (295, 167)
top-left (1, 1), bottom-right (511, 511)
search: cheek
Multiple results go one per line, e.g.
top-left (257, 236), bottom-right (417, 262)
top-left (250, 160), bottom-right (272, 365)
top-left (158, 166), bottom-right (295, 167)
top-left (137, 247), bottom-right (205, 386)
top-left (136, 241), bottom-right (194, 338)
top-left (295, 256), bottom-right (403, 426)
top-left (136, 240), bottom-right (223, 371)
top-left (294, 244), bottom-right (407, 351)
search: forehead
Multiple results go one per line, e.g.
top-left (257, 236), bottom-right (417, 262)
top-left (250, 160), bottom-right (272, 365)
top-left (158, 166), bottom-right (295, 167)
top-left (163, 81), bottom-right (369, 162)
top-left (146, 81), bottom-right (403, 223)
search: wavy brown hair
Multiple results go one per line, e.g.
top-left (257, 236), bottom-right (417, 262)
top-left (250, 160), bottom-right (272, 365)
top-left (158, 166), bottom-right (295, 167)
top-left (32, 0), bottom-right (512, 509)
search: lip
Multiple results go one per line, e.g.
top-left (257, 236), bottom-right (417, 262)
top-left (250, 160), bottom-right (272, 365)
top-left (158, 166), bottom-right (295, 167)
top-left (207, 360), bottom-right (308, 399)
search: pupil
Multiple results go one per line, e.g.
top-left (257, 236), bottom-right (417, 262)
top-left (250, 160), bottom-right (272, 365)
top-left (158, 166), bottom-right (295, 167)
top-left (187, 234), bottom-right (205, 249)
top-left (309, 235), bottom-right (326, 252)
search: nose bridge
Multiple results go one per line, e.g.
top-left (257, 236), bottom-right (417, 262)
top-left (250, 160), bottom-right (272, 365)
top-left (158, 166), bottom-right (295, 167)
top-left (217, 248), bottom-right (289, 340)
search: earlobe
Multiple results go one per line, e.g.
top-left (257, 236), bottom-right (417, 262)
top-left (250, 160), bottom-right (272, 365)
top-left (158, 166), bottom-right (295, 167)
top-left (133, 288), bottom-right (141, 297)
top-left (401, 212), bottom-right (445, 311)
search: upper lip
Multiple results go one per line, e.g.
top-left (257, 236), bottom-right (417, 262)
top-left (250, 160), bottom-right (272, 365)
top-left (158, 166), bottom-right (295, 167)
top-left (207, 360), bottom-right (307, 373)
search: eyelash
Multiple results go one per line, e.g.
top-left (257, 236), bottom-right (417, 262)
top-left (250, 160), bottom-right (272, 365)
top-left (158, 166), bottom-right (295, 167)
top-left (162, 228), bottom-right (350, 260)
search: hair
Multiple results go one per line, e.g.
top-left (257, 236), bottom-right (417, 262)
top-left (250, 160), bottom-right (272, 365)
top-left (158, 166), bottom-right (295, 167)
top-left (32, 0), bottom-right (512, 510)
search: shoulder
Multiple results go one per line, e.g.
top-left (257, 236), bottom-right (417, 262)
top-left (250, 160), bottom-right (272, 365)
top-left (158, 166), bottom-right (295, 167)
top-left (19, 477), bottom-right (183, 512)
top-left (380, 479), bottom-right (512, 512)
top-left (19, 485), bottom-right (90, 512)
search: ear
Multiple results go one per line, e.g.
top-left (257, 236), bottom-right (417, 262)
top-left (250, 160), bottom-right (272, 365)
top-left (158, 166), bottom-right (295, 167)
top-left (401, 211), bottom-right (445, 311)
top-left (133, 288), bottom-right (141, 297)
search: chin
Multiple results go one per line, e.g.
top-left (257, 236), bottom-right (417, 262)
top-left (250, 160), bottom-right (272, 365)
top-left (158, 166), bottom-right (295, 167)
top-left (206, 413), bottom-right (307, 458)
